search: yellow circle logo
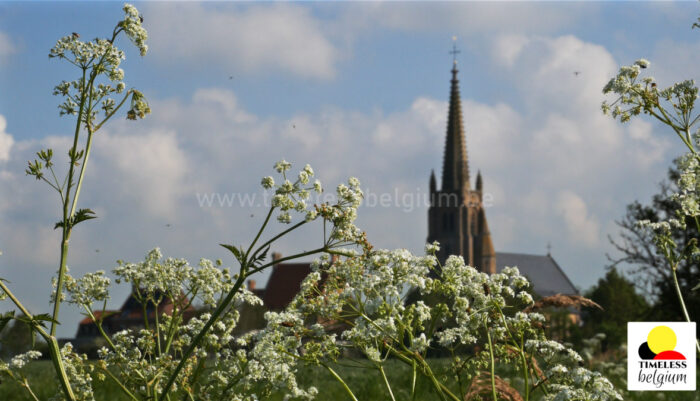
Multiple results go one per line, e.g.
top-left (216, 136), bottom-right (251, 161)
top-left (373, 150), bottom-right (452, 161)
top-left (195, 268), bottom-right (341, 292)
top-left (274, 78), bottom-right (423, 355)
top-left (647, 325), bottom-right (676, 354)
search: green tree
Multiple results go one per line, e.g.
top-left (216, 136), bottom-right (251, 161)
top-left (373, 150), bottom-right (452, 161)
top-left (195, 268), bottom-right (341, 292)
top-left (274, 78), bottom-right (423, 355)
top-left (582, 268), bottom-right (649, 350)
top-left (0, 313), bottom-right (47, 360)
top-left (608, 164), bottom-right (700, 322)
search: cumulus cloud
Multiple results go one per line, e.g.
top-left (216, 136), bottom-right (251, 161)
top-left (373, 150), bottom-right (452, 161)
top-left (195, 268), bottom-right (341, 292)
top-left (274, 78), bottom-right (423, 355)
top-left (0, 21), bottom-right (684, 338)
top-left (342, 2), bottom-right (590, 36)
top-left (650, 39), bottom-right (700, 88)
top-left (554, 191), bottom-right (601, 248)
top-left (92, 130), bottom-right (189, 219)
top-left (145, 3), bottom-right (338, 79)
top-left (0, 115), bottom-right (13, 162)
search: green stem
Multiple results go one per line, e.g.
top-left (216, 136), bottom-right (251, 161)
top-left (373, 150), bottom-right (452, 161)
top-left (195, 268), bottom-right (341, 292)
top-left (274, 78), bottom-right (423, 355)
top-left (248, 246), bottom-right (329, 275)
top-left (378, 364), bottom-right (396, 401)
top-left (92, 90), bottom-right (132, 132)
top-left (47, 336), bottom-right (77, 401)
top-left (0, 282), bottom-right (74, 400)
top-left (51, 66), bottom-right (88, 337)
top-left (84, 307), bottom-right (115, 350)
top-left (67, 128), bottom-right (94, 218)
top-left (520, 335), bottom-right (530, 401)
top-left (244, 207), bottom-right (275, 260)
top-left (323, 364), bottom-right (358, 401)
top-left (21, 378), bottom-right (40, 401)
top-left (252, 219), bottom-right (307, 259)
top-left (411, 360), bottom-right (418, 401)
top-left (158, 272), bottom-right (248, 401)
top-left (671, 267), bottom-right (700, 353)
top-left (0, 282), bottom-right (45, 337)
top-left (486, 324), bottom-right (497, 401)
top-left (155, 304), bottom-right (162, 356)
top-left (101, 366), bottom-right (140, 401)
top-left (494, 302), bottom-right (530, 401)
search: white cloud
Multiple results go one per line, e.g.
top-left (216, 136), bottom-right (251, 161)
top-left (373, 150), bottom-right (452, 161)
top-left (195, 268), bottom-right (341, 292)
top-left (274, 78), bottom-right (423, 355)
top-left (0, 28), bottom-right (684, 338)
top-left (146, 3), bottom-right (338, 79)
top-left (0, 32), bottom-right (14, 59)
top-left (493, 35), bottom-right (530, 68)
top-left (0, 115), bottom-right (14, 162)
top-left (191, 89), bottom-right (257, 125)
top-left (650, 39), bottom-right (700, 88)
top-left (348, 2), bottom-right (591, 36)
top-left (93, 129), bottom-right (189, 220)
top-left (555, 190), bottom-right (601, 248)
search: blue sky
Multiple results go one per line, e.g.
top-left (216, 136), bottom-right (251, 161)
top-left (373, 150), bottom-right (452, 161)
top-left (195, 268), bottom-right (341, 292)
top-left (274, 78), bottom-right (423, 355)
top-left (0, 1), bottom-right (699, 338)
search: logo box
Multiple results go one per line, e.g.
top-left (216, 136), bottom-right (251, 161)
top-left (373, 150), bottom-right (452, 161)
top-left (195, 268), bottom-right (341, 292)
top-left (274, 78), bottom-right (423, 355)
top-left (628, 322), bottom-right (696, 391)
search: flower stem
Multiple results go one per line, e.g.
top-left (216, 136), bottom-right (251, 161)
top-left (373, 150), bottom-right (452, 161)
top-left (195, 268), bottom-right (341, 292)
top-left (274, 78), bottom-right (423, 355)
top-left (671, 267), bottom-right (700, 353)
top-left (378, 364), bottom-right (396, 401)
top-left (21, 378), bottom-right (40, 401)
top-left (323, 364), bottom-right (358, 401)
top-left (157, 272), bottom-right (247, 400)
top-left (486, 324), bottom-right (497, 401)
top-left (411, 360), bottom-right (418, 401)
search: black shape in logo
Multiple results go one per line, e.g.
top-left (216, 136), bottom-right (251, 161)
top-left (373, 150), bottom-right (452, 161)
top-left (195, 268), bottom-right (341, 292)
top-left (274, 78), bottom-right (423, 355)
top-left (638, 342), bottom-right (657, 360)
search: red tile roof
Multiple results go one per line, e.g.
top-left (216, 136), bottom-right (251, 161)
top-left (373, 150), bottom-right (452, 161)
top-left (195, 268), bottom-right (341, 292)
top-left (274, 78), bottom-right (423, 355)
top-left (79, 310), bottom-right (118, 325)
top-left (263, 263), bottom-right (312, 310)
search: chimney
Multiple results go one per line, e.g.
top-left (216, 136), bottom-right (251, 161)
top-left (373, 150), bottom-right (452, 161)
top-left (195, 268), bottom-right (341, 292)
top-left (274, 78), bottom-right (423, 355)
top-left (272, 252), bottom-right (282, 266)
top-left (247, 280), bottom-right (256, 291)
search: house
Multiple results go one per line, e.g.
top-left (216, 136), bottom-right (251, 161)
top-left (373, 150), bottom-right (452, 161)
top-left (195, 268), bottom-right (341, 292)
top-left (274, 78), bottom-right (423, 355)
top-left (67, 288), bottom-right (197, 353)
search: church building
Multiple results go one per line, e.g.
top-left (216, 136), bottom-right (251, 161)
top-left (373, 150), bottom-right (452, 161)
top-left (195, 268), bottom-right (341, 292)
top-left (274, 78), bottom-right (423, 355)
top-left (427, 60), bottom-right (496, 273)
top-left (427, 57), bottom-right (576, 296)
top-left (71, 58), bottom-right (579, 345)
top-left (247, 58), bottom-right (578, 314)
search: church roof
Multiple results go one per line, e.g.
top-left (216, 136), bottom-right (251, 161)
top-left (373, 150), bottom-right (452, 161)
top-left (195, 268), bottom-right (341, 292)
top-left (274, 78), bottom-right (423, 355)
top-left (495, 252), bottom-right (578, 297)
top-left (258, 252), bottom-right (578, 311)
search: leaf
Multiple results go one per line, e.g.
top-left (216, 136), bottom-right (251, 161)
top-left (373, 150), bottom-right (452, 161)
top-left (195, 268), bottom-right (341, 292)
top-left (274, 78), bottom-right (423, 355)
top-left (54, 208), bottom-right (97, 230)
top-left (220, 244), bottom-right (244, 263)
top-left (72, 208), bottom-right (97, 226)
top-left (252, 246), bottom-right (271, 267)
top-left (33, 313), bottom-right (59, 325)
top-left (0, 310), bottom-right (15, 333)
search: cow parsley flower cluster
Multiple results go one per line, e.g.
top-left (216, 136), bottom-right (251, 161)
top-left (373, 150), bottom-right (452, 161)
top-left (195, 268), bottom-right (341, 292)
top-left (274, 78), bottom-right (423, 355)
top-left (63, 271), bottom-right (111, 306)
top-left (262, 247), bottom-right (621, 401)
top-left (604, 57), bottom-right (700, 352)
top-left (268, 160), bottom-right (322, 223)
top-left (120, 3), bottom-right (148, 56)
top-left (48, 3), bottom-right (150, 126)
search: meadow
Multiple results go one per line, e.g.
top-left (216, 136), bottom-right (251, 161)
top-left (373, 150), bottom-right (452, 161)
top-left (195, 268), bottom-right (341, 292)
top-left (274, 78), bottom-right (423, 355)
top-left (2, 359), bottom-right (698, 401)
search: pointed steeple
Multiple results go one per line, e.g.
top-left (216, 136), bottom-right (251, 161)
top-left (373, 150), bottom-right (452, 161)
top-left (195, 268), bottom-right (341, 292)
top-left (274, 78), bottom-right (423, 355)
top-left (475, 170), bottom-right (483, 192)
top-left (429, 169), bottom-right (437, 194)
top-left (441, 60), bottom-right (469, 195)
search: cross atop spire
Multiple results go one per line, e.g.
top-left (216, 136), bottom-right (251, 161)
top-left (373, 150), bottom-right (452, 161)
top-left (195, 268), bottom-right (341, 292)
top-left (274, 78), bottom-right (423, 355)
top-left (441, 39), bottom-right (469, 195)
top-left (449, 36), bottom-right (461, 65)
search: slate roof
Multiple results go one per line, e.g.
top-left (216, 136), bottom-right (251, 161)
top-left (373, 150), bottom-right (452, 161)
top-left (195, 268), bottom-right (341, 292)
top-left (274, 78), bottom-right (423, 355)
top-left (259, 252), bottom-right (577, 311)
top-left (496, 252), bottom-right (578, 297)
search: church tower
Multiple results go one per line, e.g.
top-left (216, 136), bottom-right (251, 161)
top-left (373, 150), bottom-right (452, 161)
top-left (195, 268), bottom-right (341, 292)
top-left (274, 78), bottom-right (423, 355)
top-left (427, 58), bottom-right (496, 274)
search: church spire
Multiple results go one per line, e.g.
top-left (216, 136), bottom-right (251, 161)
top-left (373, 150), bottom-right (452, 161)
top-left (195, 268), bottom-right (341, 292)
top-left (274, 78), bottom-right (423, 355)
top-left (441, 48), bottom-right (469, 195)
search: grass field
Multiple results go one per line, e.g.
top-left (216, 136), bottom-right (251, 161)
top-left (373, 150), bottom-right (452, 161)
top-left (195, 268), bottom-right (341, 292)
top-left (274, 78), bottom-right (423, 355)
top-left (0, 359), bottom-right (456, 401)
top-left (1, 359), bottom-right (698, 400)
